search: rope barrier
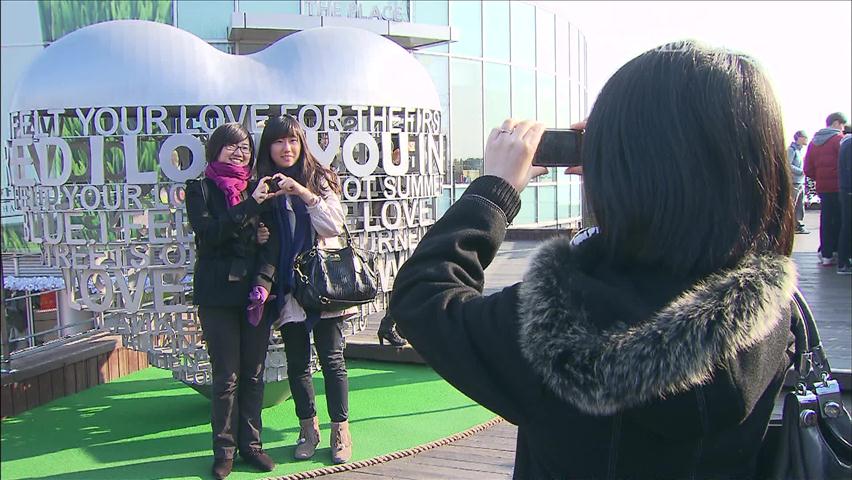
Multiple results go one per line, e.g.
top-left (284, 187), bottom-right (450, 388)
top-left (264, 416), bottom-right (506, 480)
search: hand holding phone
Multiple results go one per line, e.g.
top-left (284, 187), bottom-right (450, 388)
top-left (532, 129), bottom-right (583, 167)
top-left (484, 119), bottom-right (548, 192)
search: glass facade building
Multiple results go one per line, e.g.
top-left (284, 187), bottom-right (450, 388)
top-left (1, 0), bottom-right (588, 252)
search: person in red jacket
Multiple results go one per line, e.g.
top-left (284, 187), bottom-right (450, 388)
top-left (804, 112), bottom-right (847, 266)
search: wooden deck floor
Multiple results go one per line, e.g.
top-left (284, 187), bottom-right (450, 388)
top-left (323, 421), bottom-right (517, 479)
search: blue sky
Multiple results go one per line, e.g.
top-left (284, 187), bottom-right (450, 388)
top-left (538, 0), bottom-right (852, 140)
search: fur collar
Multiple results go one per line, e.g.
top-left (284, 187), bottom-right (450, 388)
top-left (518, 236), bottom-right (797, 416)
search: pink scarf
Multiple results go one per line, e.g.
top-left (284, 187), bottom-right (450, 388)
top-left (204, 161), bottom-right (251, 207)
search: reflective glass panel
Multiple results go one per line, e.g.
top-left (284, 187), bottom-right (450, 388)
top-left (536, 72), bottom-right (557, 181)
top-left (580, 38), bottom-right (586, 86)
top-left (482, 0), bottom-right (509, 61)
top-left (555, 19), bottom-right (570, 77)
top-left (537, 73), bottom-right (555, 127)
top-left (414, 0), bottom-right (448, 25)
top-left (450, 59), bottom-right (483, 184)
top-left (2, 1), bottom-right (46, 44)
top-left (484, 63), bottom-right (510, 139)
top-left (510, 2), bottom-right (535, 67)
top-left (1, 45), bottom-right (43, 189)
top-left (516, 187), bottom-right (536, 225)
top-left (557, 180), bottom-right (581, 219)
top-left (511, 67), bottom-right (535, 121)
top-left (449, 0), bottom-right (481, 57)
top-left (569, 26), bottom-right (579, 80)
top-left (556, 73), bottom-right (571, 128)
top-left (37, 0), bottom-right (174, 42)
top-left (415, 54), bottom-right (450, 134)
top-left (437, 187), bottom-right (453, 217)
top-left (241, 0), bottom-right (299, 14)
top-left (575, 81), bottom-right (583, 123)
top-left (210, 42), bottom-right (232, 53)
top-left (535, 8), bottom-right (555, 72)
top-left (538, 185), bottom-right (557, 222)
top-left (414, 0), bottom-right (448, 52)
top-left (178, 0), bottom-right (232, 40)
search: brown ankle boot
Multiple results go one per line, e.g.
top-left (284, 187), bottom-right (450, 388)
top-left (330, 421), bottom-right (352, 464)
top-left (294, 417), bottom-right (320, 460)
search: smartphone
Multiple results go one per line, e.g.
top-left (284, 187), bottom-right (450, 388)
top-left (265, 177), bottom-right (281, 193)
top-left (532, 129), bottom-right (583, 167)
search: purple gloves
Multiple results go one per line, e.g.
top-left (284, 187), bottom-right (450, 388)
top-left (247, 286), bottom-right (269, 327)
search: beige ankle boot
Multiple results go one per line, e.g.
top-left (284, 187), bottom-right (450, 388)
top-left (330, 421), bottom-right (352, 464)
top-left (294, 417), bottom-right (320, 460)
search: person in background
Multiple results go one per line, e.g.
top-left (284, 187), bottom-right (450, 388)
top-left (185, 122), bottom-right (281, 479)
top-left (376, 139), bottom-right (409, 348)
top-left (805, 112), bottom-right (847, 266)
top-left (390, 41), bottom-right (797, 478)
top-left (253, 115), bottom-right (355, 465)
top-left (788, 130), bottom-right (810, 233)
top-left (837, 124), bottom-right (852, 274)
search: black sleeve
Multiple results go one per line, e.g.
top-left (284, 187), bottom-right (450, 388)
top-left (254, 208), bottom-right (280, 292)
top-left (389, 176), bottom-right (543, 425)
top-left (185, 179), bottom-right (262, 249)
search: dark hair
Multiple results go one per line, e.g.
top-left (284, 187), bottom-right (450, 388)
top-left (793, 130), bottom-right (808, 141)
top-left (583, 40), bottom-right (794, 275)
top-left (826, 112), bottom-right (848, 127)
top-left (205, 122), bottom-right (255, 169)
top-left (256, 115), bottom-right (341, 195)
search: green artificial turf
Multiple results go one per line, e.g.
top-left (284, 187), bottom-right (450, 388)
top-left (1, 360), bottom-right (497, 479)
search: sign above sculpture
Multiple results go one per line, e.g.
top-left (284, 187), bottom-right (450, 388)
top-left (300, 1), bottom-right (409, 22)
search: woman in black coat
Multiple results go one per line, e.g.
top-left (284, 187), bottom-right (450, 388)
top-left (185, 122), bottom-right (281, 479)
top-left (390, 41), bottom-right (797, 479)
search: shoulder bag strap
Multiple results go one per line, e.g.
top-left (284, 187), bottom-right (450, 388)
top-left (791, 289), bottom-right (833, 388)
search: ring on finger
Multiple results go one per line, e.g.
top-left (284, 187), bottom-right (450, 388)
top-left (498, 128), bottom-right (514, 134)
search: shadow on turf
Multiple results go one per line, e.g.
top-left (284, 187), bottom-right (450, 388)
top-left (7, 403), bottom-right (482, 479)
top-left (4, 361), bottom-right (485, 477)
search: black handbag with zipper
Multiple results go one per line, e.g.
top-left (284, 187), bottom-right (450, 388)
top-left (758, 290), bottom-right (852, 479)
top-left (292, 224), bottom-right (378, 312)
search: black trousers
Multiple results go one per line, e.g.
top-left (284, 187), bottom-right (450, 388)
top-left (280, 317), bottom-right (349, 423)
top-left (793, 184), bottom-right (805, 227)
top-left (839, 192), bottom-right (852, 267)
top-left (818, 192), bottom-right (841, 259)
top-left (198, 306), bottom-right (271, 459)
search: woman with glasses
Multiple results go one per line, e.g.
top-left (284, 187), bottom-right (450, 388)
top-left (186, 122), bottom-right (281, 479)
top-left (251, 115), bottom-right (355, 465)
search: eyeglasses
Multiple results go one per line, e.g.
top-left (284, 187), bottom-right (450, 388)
top-left (223, 144), bottom-right (252, 155)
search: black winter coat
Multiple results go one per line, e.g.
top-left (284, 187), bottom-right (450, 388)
top-left (389, 176), bottom-right (795, 480)
top-left (185, 178), bottom-right (271, 307)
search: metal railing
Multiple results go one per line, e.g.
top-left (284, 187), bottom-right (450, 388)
top-left (1, 288), bottom-right (103, 372)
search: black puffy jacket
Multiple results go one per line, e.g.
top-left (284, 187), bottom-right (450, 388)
top-left (390, 176), bottom-right (795, 480)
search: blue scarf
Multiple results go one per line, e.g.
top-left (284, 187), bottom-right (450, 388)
top-left (272, 168), bottom-right (321, 330)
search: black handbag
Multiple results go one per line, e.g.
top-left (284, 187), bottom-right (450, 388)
top-left (760, 290), bottom-right (852, 479)
top-left (292, 224), bottom-right (379, 312)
